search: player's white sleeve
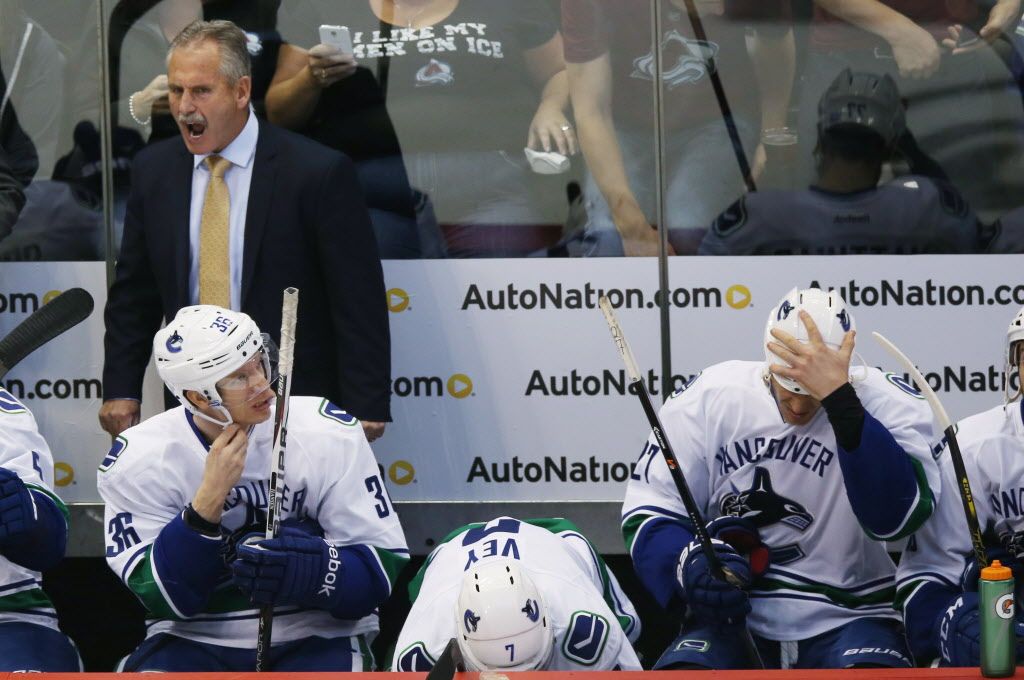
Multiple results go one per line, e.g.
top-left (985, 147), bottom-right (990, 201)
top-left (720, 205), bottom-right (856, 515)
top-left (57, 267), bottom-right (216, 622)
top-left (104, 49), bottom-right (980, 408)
top-left (0, 392), bottom-right (63, 510)
top-left (556, 527), bottom-right (640, 643)
top-left (855, 370), bottom-right (941, 539)
top-left (96, 437), bottom-right (189, 619)
top-left (311, 406), bottom-right (409, 598)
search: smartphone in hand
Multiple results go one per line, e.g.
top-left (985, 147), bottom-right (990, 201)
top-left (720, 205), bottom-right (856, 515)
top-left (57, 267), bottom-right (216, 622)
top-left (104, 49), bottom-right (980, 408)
top-left (318, 24), bottom-right (353, 54)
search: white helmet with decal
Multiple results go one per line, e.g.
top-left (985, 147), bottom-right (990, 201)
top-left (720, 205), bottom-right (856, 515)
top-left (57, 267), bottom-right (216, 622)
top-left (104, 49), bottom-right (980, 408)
top-left (764, 287), bottom-right (855, 394)
top-left (153, 305), bottom-right (272, 427)
top-left (455, 558), bottom-right (553, 672)
top-left (1005, 306), bottom-right (1024, 403)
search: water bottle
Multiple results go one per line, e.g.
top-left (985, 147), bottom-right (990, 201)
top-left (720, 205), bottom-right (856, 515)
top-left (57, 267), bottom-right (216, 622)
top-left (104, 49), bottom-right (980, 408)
top-left (980, 559), bottom-right (1015, 678)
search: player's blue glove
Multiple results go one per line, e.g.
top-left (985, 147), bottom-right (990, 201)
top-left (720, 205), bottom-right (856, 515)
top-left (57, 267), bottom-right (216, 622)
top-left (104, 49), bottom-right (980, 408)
top-left (707, 516), bottom-right (770, 578)
top-left (231, 527), bottom-right (342, 609)
top-left (937, 591), bottom-right (1024, 666)
top-left (675, 537), bottom-right (751, 624)
top-left (0, 467), bottom-right (35, 546)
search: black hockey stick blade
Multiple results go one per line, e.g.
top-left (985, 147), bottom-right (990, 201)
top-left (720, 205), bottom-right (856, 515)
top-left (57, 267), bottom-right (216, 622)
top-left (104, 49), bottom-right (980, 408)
top-left (0, 288), bottom-right (94, 380)
top-left (426, 638), bottom-right (465, 680)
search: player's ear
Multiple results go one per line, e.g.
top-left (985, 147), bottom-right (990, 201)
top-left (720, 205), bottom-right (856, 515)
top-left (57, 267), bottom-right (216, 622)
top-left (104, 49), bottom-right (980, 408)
top-left (183, 389), bottom-right (209, 411)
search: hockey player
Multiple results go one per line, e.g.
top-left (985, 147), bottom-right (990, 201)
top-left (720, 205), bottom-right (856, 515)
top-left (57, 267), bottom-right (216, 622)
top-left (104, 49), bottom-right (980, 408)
top-left (98, 305), bottom-right (408, 671)
top-left (0, 387), bottom-right (80, 671)
top-left (897, 305), bottom-right (1024, 667)
top-left (391, 516), bottom-right (641, 672)
top-left (699, 69), bottom-right (988, 256)
top-left (622, 287), bottom-right (939, 669)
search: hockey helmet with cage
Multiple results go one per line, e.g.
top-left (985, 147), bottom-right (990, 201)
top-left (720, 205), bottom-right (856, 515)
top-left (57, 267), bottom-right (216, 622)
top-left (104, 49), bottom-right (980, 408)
top-left (153, 305), bottom-right (274, 427)
top-left (1005, 306), bottom-right (1024, 403)
top-left (818, 68), bottom-right (905, 147)
top-left (764, 287), bottom-right (855, 395)
top-left (455, 558), bottom-right (554, 672)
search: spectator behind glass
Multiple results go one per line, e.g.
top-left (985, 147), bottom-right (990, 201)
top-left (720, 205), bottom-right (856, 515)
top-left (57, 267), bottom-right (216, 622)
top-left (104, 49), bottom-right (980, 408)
top-left (563, 0), bottom-right (795, 256)
top-left (700, 69), bottom-right (989, 255)
top-left (110, 0), bottom-right (283, 144)
top-left (802, 0), bottom-right (1024, 221)
top-left (266, 0), bottom-right (576, 258)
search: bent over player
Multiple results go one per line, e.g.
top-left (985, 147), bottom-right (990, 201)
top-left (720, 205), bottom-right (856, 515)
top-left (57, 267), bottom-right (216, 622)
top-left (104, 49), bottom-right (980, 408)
top-left (0, 387), bottom-right (79, 671)
top-left (392, 516), bottom-right (641, 672)
top-left (98, 306), bottom-right (408, 671)
top-left (897, 305), bottom-right (1024, 667)
top-left (622, 287), bottom-right (939, 669)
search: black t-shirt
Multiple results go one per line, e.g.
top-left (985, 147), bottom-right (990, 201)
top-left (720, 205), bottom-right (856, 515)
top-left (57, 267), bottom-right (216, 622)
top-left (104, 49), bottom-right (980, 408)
top-left (296, 0), bottom-right (559, 155)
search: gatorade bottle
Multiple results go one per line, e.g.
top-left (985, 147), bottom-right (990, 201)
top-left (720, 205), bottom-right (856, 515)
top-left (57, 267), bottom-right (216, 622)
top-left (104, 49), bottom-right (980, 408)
top-left (980, 560), bottom-right (1015, 677)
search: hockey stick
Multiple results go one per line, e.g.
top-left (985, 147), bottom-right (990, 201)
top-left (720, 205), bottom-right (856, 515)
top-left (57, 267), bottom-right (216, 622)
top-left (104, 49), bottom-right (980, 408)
top-left (872, 332), bottom-right (987, 570)
top-left (255, 287), bottom-right (299, 671)
top-left (679, 0), bottom-right (757, 193)
top-left (0, 288), bottom-right (94, 380)
top-left (426, 638), bottom-right (465, 680)
top-left (599, 296), bottom-right (764, 669)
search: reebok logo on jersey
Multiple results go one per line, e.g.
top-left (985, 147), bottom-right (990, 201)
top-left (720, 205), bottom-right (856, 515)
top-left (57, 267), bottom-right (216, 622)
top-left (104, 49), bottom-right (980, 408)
top-left (318, 544), bottom-right (341, 597)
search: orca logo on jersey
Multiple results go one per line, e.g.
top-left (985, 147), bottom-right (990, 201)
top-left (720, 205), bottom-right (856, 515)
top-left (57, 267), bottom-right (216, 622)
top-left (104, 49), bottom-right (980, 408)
top-left (165, 331), bottom-right (183, 353)
top-left (719, 467), bottom-right (814, 532)
top-left (522, 598), bottom-right (540, 622)
top-left (463, 609), bottom-right (481, 633)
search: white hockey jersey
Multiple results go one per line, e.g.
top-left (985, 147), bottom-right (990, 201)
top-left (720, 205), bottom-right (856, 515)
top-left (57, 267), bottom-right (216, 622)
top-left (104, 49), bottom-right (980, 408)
top-left (897, 402), bottom-right (1024, 610)
top-left (699, 178), bottom-right (982, 255)
top-left (97, 397), bottom-right (408, 648)
top-left (0, 387), bottom-right (67, 631)
top-left (622, 361), bottom-right (939, 641)
top-left (392, 517), bottom-right (641, 671)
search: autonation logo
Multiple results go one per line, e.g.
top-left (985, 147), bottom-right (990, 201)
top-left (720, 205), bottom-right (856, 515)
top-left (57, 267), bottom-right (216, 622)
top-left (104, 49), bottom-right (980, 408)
top-left (811, 279), bottom-right (1024, 307)
top-left (0, 289), bottom-right (64, 314)
top-left (462, 282), bottom-right (752, 311)
top-left (467, 456), bottom-right (632, 483)
top-left (391, 373), bottom-right (474, 398)
top-left (525, 369), bottom-right (699, 396)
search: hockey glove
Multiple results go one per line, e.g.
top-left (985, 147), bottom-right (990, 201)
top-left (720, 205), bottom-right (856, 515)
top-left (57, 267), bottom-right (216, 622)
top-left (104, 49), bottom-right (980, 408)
top-left (937, 591), bottom-right (1024, 666)
top-left (707, 516), bottom-right (770, 578)
top-left (676, 537), bottom-right (752, 624)
top-left (231, 527), bottom-right (342, 610)
top-left (0, 468), bottom-right (35, 546)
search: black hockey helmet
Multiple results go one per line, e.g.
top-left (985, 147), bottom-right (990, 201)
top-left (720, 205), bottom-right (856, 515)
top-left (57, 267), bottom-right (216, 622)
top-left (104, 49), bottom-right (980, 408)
top-left (817, 68), bottom-right (905, 147)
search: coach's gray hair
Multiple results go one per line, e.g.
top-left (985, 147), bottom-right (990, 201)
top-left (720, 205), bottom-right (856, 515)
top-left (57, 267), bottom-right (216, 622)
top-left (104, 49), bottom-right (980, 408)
top-left (167, 20), bottom-right (252, 84)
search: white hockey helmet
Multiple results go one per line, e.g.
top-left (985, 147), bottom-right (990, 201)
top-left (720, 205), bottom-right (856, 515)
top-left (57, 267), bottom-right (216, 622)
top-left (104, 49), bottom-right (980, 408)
top-left (1005, 305), bottom-right (1024, 403)
top-left (764, 287), bottom-right (855, 394)
top-left (455, 558), bottom-right (554, 672)
top-left (153, 305), bottom-right (272, 426)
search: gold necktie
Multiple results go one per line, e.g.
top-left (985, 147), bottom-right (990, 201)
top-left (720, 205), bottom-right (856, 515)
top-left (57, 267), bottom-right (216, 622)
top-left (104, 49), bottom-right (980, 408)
top-left (199, 154), bottom-right (232, 307)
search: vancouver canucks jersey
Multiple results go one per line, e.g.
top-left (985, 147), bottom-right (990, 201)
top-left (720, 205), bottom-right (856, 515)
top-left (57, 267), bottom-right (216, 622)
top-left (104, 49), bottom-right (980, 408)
top-left (699, 178), bottom-right (982, 255)
top-left (392, 517), bottom-right (641, 671)
top-left (622, 361), bottom-right (938, 641)
top-left (0, 387), bottom-right (68, 631)
top-left (98, 397), bottom-right (408, 648)
top-left (897, 403), bottom-right (1024, 620)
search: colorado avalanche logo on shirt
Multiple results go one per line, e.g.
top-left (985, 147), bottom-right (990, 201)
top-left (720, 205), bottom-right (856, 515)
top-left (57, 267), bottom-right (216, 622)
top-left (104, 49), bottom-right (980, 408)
top-left (522, 598), bottom-right (540, 622)
top-left (165, 331), bottom-right (184, 353)
top-left (631, 30), bottom-right (718, 88)
top-left (463, 609), bottom-right (480, 633)
top-left (416, 59), bottom-right (454, 87)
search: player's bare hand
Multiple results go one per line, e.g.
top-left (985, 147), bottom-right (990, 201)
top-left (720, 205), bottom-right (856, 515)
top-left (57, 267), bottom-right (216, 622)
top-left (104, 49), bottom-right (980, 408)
top-left (767, 310), bottom-right (855, 400)
top-left (889, 22), bottom-right (941, 79)
top-left (362, 420), bottom-right (386, 443)
top-left (193, 424), bottom-right (248, 522)
top-left (527, 104), bottom-right (577, 156)
top-left (99, 399), bottom-right (140, 437)
top-left (307, 44), bottom-right (357, 88)
top-left (615, 209), bottom-right (676, 257)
